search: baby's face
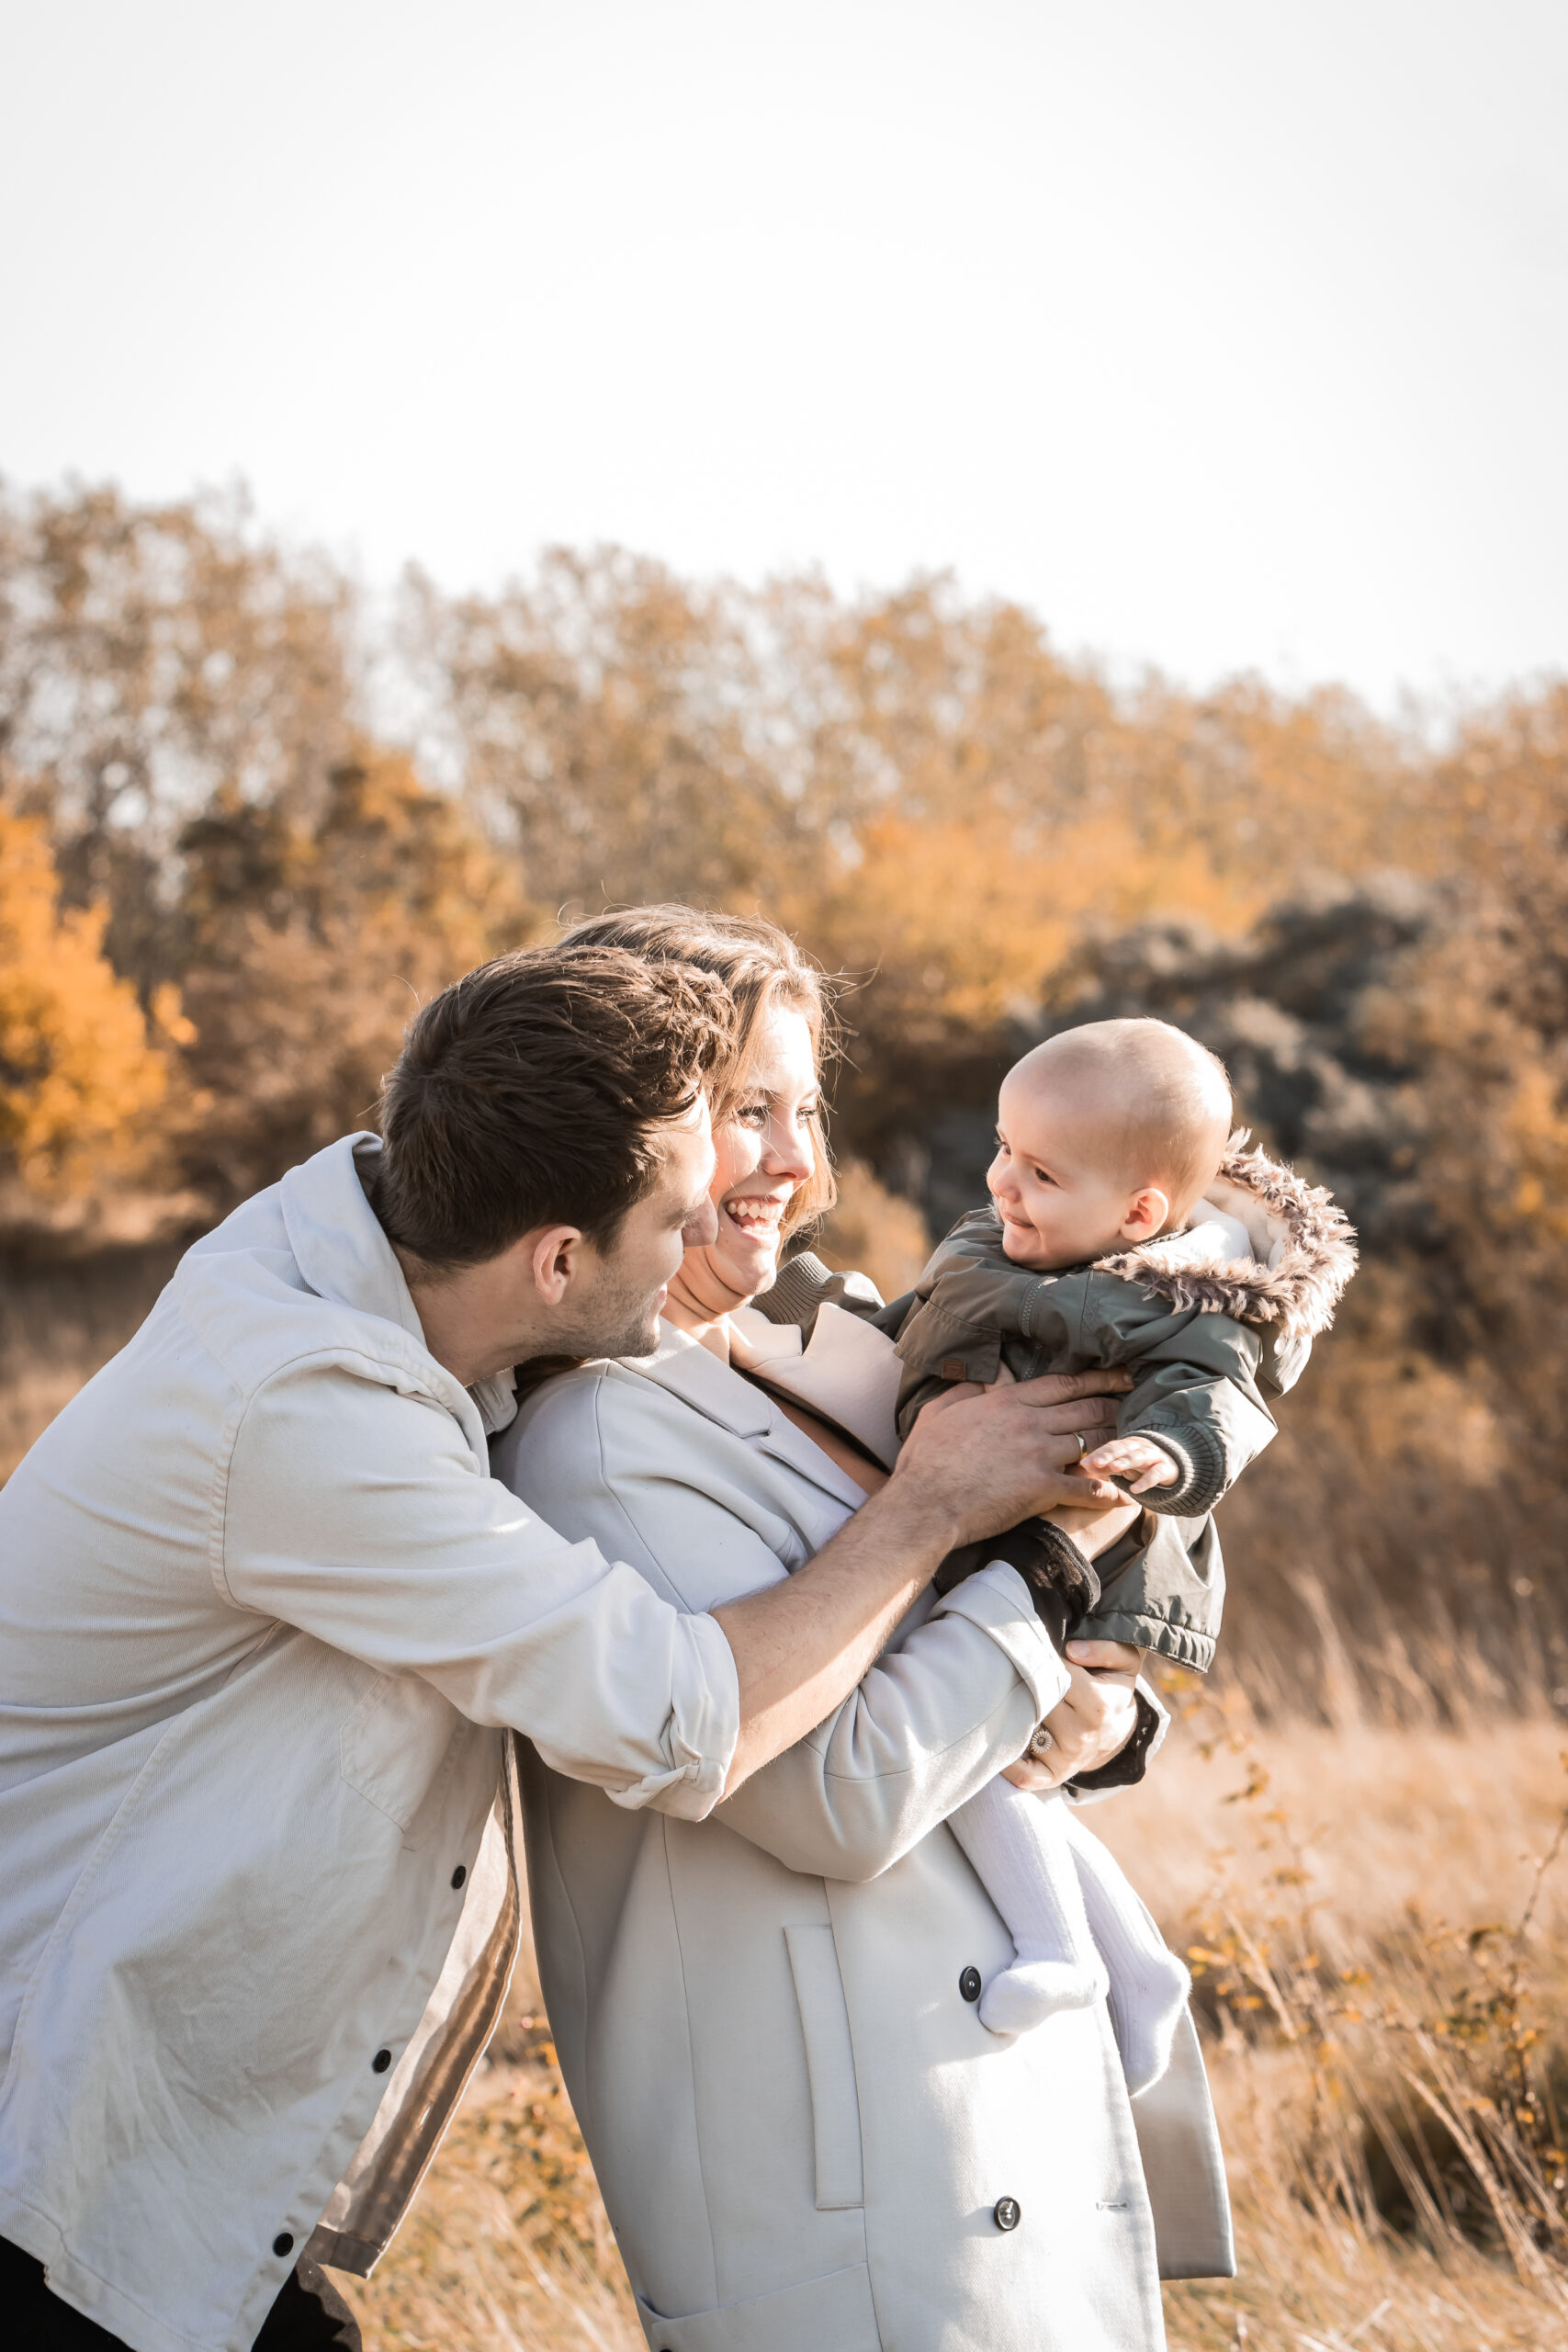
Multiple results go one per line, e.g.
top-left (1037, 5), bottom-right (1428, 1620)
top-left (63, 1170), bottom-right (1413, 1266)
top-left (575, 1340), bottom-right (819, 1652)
top-left (987, 1068), bottom-right (1157, 1271)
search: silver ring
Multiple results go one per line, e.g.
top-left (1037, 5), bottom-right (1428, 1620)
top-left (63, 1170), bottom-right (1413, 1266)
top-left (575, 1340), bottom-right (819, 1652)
top-left (1029, 1724), bottom-right (1055, 1758)
top-left (1072, 1430), bottom-right (1089, 1464)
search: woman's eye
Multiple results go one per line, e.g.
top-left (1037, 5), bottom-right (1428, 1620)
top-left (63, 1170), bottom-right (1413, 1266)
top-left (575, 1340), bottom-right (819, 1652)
top-left (738, 1103), bottom-right (767, 1127)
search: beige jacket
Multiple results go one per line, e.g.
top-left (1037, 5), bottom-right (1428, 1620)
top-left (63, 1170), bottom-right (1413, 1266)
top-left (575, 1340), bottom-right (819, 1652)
top-left (495, 1321), bottom-right (1233, 2352)
top-left (0, 1136), bottom-right (740, 2352)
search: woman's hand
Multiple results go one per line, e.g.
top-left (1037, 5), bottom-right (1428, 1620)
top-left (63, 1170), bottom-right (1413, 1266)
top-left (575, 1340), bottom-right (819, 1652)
top-left (1002, 1639), bottom-right (1146, 1791)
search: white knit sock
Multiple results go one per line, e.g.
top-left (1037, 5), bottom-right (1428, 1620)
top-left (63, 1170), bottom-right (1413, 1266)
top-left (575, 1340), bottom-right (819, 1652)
top-left (949, 1778), bottom-right (1108, 2036)
top-left (1062, 1807), bottom-right (1191, 2093)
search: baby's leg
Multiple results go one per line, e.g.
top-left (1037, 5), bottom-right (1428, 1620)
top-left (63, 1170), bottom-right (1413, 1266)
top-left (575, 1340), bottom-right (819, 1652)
top-left (1062, 1807), bottom-right (1191, 2094)
top-left (949, 1777), bottom-right (1108, 2035)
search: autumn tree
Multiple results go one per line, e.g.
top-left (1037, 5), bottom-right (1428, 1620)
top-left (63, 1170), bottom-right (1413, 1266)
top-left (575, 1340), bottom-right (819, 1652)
top-left (404, 548), bottom-right (812, 916)
top-left (0, 794), bottom-right (176, 1217)
top-left (0, 476), bottom-right (357, 992)
top-left (174, 744), bottom-right (532, 1206)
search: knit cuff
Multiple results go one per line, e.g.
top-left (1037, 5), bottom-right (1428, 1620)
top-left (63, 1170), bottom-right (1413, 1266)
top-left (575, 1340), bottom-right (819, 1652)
top-left (753, 1251), bottom-right (885, 1338)
top-left (1134, 1421), bottom-right (1226, 1516)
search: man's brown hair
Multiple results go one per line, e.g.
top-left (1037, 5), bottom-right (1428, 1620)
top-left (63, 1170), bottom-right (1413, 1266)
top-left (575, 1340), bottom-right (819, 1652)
top-left (371, 943), bottom-right (732, 1269)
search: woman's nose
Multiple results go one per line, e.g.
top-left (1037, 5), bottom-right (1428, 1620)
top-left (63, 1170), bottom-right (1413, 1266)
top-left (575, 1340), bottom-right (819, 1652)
top-left (762, 1115), bottom-right (814, 1183)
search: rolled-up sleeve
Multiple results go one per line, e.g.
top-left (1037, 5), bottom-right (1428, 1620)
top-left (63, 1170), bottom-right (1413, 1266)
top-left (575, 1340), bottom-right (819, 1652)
top-left (220, 1357), bottom-right (739, 1815)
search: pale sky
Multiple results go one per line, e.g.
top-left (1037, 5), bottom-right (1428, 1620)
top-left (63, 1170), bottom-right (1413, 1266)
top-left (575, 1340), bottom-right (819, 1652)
top-left (3, 0), bottom-right (1565, 707)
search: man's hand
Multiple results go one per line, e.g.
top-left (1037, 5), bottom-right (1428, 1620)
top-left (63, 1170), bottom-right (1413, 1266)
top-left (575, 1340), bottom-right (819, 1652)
top-left (1002, 1639), bottom-right (1146, 1790)
top-left (894, 1368), bottom-right (1134, 1545)
top-left (1080, 1434), bottom-right (1179, 1496)
top-left (714, 1370), bottom-right (1134, 1797)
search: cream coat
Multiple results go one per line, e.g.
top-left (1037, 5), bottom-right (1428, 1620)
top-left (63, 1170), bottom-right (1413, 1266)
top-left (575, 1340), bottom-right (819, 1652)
top-left (494, 1323), bottom-right (1233, 2352)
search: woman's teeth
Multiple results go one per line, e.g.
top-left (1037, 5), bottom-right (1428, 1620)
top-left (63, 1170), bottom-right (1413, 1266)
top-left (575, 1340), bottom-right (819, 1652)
top-left (724, 1199), bottom-right (784, 1238)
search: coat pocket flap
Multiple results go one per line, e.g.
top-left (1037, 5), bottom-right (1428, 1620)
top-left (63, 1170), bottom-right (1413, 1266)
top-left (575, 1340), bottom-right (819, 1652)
top-left (784, 1923), bottom-right (864, 2211)
top-left (637, 2261), bottom-right (880, 2351)
top-left (339, 1670), bottom-right (466, 1837)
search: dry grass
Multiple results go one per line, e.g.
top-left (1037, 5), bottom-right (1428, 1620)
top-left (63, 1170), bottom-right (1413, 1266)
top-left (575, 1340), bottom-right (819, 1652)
top-left (330, 2017), bottom-right (642, 2352)
top-left (1165, 2035), bottom-right (1568, 2351)
top-left (1124, 1683), bottom-right (1568, 2349)
top-left (332, 1690), bottom-right (1568, 2350)
top-left (1094, 1700), bottom-right (1568, 1970)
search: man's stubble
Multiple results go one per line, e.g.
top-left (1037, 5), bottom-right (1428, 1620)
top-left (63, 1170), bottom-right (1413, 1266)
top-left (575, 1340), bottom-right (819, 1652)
top-left (548, 1256), bottom-right (668, 1366)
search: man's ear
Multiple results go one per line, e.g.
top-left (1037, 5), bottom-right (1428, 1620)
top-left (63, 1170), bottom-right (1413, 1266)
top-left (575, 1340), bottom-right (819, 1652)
top-left (528, 1223), bottom-right (588, 1308)
top-left (1120, 1186), bottom-right (1169, 1244)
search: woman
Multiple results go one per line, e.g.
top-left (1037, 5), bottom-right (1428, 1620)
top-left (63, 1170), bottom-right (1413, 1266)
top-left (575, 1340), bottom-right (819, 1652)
top-left (491, 910), bottom-right (1231, 2352)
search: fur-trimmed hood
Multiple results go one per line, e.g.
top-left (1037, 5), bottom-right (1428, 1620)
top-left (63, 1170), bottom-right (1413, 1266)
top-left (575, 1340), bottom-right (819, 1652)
top-left (1095, 1133), bottom-right (1357, 1345)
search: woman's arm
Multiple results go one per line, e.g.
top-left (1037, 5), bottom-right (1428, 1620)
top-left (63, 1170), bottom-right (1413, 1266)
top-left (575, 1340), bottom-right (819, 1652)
top-left (715, 1577), bottom-right (1061, 1880)
top-left (720, 1566), bottom-right (1145, 1878)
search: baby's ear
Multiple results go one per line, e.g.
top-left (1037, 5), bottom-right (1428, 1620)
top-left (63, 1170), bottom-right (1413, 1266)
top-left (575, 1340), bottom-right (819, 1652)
top-left (1120, 1186), bottom-right (1169, 1243)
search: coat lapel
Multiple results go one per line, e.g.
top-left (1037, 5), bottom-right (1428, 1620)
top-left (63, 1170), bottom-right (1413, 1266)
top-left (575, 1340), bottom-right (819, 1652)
top-left (625, 1324), bottom-right (871, 1510)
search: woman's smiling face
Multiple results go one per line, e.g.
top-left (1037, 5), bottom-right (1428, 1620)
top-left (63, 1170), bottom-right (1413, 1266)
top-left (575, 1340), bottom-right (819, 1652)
top-left (682, 1000), bottom-right (819, 1309)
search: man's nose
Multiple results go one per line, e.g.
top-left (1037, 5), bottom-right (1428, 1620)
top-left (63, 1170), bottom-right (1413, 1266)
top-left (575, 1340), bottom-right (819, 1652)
top-left (682, 1198), bottom-right (719, 1249)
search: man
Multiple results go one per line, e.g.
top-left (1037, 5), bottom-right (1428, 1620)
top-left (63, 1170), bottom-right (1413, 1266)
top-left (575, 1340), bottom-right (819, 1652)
top-left (0, 943), bottom-right (1135, 2352)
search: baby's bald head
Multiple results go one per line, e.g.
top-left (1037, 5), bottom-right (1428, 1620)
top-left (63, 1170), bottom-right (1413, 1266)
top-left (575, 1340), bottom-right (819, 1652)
top-left (1008, 1020), bottom-right (1233, 1225)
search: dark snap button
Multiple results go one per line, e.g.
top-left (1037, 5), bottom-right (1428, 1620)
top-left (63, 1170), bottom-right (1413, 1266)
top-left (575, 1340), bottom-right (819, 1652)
top-left (959, 1966), bottom-right (982, 2004)
top-left (272, 2233), bottom-right (294, 2256)
top-left (993, 2196), bottom-right (1021, 2232)
top-left (372, 2047), bottom-right (392, 2074)
top-left (451, 1865), bottom-right (467, 1889)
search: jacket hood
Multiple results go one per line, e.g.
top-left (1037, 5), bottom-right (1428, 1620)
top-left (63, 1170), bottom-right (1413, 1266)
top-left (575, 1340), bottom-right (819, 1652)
top-left (1095, 1134), bottom-right (1358, 1343)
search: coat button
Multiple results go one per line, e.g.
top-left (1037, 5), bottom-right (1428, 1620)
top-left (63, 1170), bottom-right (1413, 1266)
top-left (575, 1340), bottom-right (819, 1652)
top-left (993, 2197), bottom-right (1021, 2232)
top-left (959, 1966), bottom-right (982, 2003)
top-left (372, 2048), bottom-right (392, 2073)
top-left (273, 2233), bottom-right (294, 2256)
top-left (451, 1865), bottom-right (467, 1889)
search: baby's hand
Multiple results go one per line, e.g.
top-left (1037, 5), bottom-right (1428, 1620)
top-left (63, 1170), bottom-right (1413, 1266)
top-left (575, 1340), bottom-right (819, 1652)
top-left (1079, 1435), bottom-right (1179, 1495)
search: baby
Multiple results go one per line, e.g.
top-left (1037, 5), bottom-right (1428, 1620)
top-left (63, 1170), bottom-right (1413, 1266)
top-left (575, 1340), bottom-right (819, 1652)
top-left (891, 1017), bottom-right (1356, 2087)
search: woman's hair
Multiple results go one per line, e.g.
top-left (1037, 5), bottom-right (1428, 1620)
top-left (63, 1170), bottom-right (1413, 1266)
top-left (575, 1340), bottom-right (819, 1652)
top-left (557, 906), bottom-right (839, 1241)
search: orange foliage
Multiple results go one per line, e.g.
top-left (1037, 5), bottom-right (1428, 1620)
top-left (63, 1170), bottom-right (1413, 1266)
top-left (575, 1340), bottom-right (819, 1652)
top-left (787, 803), bottom-right (1261, 1051)
top-left (0, 798), bottom-right (175, 1194)
top-left (173, 744), bottom-right (534, 1204)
